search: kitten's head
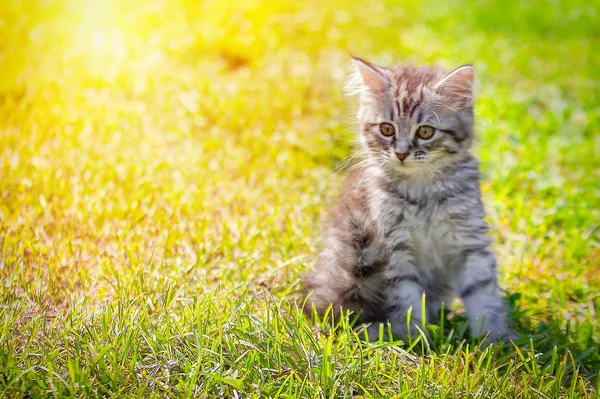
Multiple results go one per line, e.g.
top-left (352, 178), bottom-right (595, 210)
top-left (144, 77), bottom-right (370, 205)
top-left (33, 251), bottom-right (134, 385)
top-left (347, 56), bottom-right (475, 177)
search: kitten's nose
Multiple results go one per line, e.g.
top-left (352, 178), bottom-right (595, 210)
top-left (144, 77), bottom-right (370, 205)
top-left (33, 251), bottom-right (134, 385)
top-left (396, 152), bottom-right (409, 162)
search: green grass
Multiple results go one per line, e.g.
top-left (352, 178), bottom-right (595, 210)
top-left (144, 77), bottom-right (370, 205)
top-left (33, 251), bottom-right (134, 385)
top-left (1, 0), bottom-right (599, 397)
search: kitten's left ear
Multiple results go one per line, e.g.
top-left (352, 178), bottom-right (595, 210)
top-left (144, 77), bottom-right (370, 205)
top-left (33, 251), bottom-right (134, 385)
top-left (349, 56), bottom-right (390, 94)
top-left (434, 65), bottom-right (475, 107)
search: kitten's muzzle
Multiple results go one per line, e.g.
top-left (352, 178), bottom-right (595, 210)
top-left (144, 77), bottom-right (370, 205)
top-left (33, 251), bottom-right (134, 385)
top-left (396, 152), bottom-right (409, 162)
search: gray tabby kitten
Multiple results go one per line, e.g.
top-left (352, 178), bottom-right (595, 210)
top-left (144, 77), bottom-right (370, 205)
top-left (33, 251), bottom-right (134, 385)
top-left (304, 56), bottom-right (515, 342)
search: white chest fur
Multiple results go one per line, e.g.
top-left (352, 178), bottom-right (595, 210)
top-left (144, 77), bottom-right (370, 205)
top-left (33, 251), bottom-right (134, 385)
top-left (408, 217), bottom-right (457, 271)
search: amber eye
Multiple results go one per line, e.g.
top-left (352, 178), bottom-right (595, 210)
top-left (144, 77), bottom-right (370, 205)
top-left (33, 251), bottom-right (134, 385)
top-left (416, 125), bottom-right (435, 139)
top-left (380, 123), bottom-right (395, 137)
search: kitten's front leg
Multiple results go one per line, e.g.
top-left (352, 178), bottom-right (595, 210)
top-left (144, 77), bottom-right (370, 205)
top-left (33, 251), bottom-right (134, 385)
top-left (366, 241), bottom-right (426, 341)
top-left (458, 248), bottom-right (515, 342)
top-left (365, 277), bottom-right (426, 341)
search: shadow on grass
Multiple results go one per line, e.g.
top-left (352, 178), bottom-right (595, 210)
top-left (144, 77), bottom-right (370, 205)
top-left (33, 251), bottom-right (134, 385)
top-left (311, 291), bottom-right (600, 385)
top-left (436, 291), bottom-right (598, 384)
top-left (503, 292), bottom-right (600, 383)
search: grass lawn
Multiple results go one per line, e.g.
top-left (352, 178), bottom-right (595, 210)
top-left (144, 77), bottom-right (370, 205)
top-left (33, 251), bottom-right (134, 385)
top-left (1, 0), bottom-right (599, 397)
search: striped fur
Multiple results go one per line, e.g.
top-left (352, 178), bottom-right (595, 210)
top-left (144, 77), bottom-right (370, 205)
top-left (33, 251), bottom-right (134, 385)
top-left (304, 57), bottom-right (515, 342)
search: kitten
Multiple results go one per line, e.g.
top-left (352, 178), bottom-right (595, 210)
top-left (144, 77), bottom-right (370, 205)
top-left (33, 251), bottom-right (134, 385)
top-left (304, 56), bottom-right (515, 342)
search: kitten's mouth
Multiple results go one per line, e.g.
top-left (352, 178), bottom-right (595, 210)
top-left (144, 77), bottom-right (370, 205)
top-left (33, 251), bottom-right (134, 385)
top-left (389, 160), bottom-right (418, 174)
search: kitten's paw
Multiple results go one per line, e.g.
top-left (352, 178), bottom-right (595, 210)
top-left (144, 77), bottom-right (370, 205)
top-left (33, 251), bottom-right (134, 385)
top-left (357, 323), bottom-right (393, 342)
top-left (386, 318), bottom-right (430, 342)
top-left (479, 326), bottom-right (518, 344)
top-left (499, 328), bottom-right (518, 342)
top-left (358, 321), bottom-right (429, 343)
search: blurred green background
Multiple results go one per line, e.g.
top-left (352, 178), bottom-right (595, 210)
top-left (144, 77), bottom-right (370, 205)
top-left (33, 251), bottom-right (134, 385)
top-left (0, 0), bottom-right (599, 397)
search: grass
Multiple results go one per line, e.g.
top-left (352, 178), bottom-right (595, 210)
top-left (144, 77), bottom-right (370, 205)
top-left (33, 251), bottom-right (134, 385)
top-left (0, 0), bottom-right (599, 397)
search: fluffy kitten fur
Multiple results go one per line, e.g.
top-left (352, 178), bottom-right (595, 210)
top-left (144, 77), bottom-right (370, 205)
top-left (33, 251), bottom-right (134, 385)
top-left (304, 56), bottom-right (514, 342)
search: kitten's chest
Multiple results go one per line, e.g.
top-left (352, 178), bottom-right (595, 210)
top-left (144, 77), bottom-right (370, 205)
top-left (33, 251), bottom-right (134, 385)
top-left (384, 198), bottom-right (459, 270)
top-left (371, 181), bottom-right (476, 269)
top-left (408, 217), bottom-right (456, 270)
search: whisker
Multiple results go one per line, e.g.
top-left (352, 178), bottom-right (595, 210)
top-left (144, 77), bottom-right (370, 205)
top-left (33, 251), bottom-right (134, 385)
top-left (426, 162), bottom-right (449, 184)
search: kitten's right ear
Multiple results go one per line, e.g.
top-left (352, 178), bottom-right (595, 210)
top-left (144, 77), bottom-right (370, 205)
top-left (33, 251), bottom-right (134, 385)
top-left (349, 56), bottom-right (390, 95)
top-left (434, 65), bottom-right (475, 107)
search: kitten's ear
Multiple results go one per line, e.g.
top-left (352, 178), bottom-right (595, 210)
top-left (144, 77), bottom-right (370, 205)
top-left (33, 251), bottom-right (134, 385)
top-left (434, 65), bottom-right (475, 106)
top-left (349, 56), bottom-right (390, 94)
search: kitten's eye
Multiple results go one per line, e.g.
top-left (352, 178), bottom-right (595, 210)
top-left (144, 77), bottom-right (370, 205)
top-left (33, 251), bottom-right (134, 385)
top-left (416, 125), bottom-right (435, 139)
top-left (380, 123), bottom-right (395, 137)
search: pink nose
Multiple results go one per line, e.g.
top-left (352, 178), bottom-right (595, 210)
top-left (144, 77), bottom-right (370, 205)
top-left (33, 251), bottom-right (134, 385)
top-left (396, 152), bottom-right (409, 161)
